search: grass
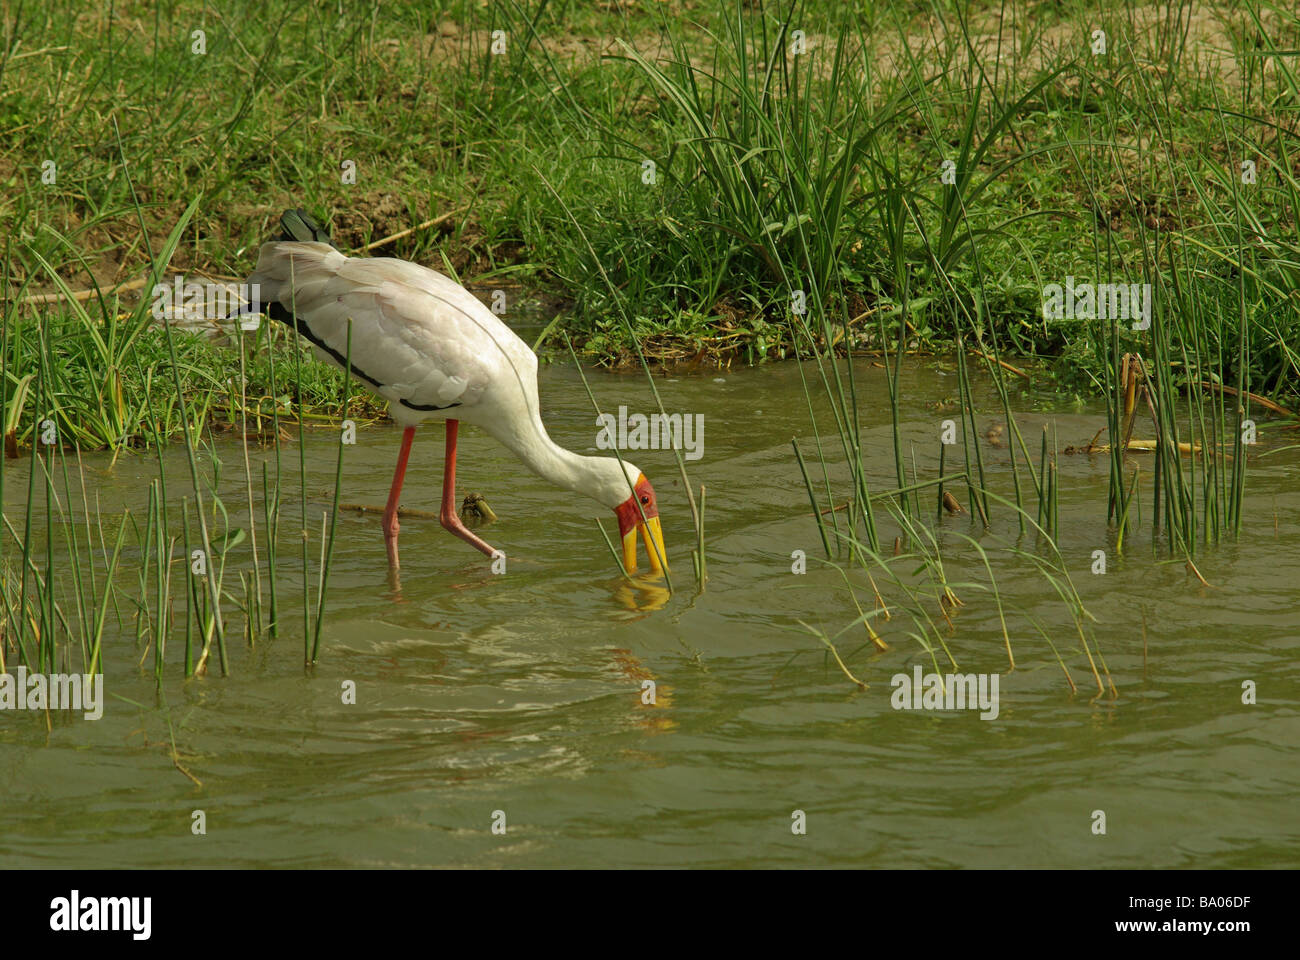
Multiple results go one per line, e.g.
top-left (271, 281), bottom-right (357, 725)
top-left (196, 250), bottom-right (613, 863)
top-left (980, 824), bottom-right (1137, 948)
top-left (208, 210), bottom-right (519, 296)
top-left (1, 1), bottom-right (1296, 393)
top-left (0, 330), bottom-right (355, 688)
top-left (635, 0), bottom-right (1295, 688)
top-left (0, 291), bottom-right (383, 456)
top-left (2, 0), bottom-right (1298, 691)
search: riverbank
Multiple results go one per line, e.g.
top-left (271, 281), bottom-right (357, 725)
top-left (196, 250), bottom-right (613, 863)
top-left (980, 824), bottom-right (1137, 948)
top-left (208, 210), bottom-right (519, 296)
top-left (5, 0), bottom-right (1299, 446)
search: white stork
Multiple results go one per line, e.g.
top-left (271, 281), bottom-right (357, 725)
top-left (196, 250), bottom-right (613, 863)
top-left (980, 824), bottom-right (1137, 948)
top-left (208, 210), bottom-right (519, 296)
top-left (244, 210), bottom-right (666, 574)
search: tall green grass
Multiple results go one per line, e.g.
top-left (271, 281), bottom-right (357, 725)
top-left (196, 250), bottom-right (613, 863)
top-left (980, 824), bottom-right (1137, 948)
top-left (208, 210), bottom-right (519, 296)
top-left (568, 0), bottom-right (1295, 689)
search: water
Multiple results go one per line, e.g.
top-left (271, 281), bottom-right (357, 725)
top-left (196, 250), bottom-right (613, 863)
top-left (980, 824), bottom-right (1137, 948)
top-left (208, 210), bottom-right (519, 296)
top-left (2, 359), bottom-right (1297, 867)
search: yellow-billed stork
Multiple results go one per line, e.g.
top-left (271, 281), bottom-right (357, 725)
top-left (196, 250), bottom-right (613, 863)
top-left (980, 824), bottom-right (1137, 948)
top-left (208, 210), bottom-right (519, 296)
top-left (244, 210), bottom-right (666, 574)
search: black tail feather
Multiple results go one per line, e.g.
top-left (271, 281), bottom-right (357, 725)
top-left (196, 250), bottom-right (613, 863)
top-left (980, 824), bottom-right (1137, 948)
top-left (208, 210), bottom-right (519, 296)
top-left (275, 208), bottom-right (334, 246)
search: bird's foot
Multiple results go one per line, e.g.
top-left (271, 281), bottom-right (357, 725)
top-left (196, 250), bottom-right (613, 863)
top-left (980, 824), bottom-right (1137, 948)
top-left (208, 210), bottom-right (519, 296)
top-left (440, 508), bottom-right (498, 559)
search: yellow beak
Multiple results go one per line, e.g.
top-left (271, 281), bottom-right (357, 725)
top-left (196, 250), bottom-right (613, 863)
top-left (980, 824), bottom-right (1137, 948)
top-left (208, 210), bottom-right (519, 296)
top-left (622, 516), bottom-right (667, 575)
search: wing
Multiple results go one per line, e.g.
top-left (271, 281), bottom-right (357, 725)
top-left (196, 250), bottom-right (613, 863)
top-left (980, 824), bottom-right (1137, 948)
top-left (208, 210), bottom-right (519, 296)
top-left (247, 242), bottom-right (536, 422)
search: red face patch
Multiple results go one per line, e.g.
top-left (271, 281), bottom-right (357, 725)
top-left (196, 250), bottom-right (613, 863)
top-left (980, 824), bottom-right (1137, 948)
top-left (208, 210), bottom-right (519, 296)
top-left (614, 475), bottom-right (658, 538)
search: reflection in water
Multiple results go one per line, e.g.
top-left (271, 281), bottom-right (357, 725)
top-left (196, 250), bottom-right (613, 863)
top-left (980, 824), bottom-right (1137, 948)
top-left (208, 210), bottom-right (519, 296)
top-left (610, 648), bottom-right (676, 735)
top-left (611, 576), bottom-right (672, 615)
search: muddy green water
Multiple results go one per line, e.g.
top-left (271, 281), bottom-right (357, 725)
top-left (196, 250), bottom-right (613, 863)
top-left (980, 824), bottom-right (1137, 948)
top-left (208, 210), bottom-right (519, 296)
top-left (2, 360), bottom-right (1297, 868)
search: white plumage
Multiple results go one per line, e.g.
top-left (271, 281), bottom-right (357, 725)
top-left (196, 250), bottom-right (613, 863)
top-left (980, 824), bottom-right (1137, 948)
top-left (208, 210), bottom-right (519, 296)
top-left (246, 238), bottom-right (666, 573)
top-left (250, 242), bottom-right (509, 421)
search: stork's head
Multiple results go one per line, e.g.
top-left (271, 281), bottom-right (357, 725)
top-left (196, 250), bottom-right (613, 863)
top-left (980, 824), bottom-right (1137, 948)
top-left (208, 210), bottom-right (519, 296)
top-left (608, 462), bottom-right (666, 575)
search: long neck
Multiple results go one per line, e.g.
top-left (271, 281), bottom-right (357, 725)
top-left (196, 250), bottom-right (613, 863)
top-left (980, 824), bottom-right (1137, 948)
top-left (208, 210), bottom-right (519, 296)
top-left (482, 411), bottom-right (618, 506)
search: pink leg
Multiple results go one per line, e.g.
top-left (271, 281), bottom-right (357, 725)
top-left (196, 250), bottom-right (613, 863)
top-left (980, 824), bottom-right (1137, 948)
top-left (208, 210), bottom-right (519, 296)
top-left (383, 426), bottom-right (416, 569)
top-left (439, 419), bottom-right (498, 558)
